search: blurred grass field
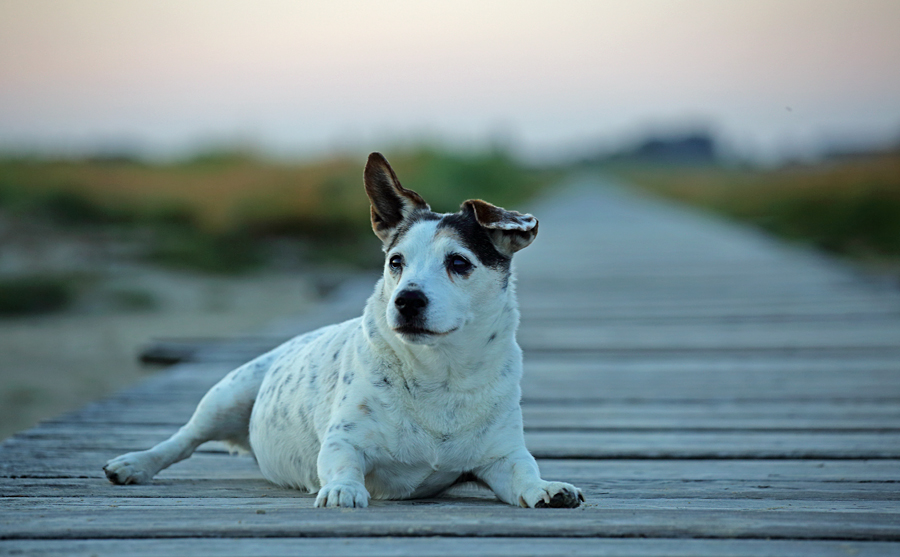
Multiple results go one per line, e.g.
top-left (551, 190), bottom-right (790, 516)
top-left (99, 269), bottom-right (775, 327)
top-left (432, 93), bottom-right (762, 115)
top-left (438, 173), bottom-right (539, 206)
top-left (0, 149), bottom-right (552, 274)
top-left (605, 148), bottom-right (900, 265)
top-left (0, 148), bottom-right (554, 317)
top-left (3, 144), bottom-right (899, 317)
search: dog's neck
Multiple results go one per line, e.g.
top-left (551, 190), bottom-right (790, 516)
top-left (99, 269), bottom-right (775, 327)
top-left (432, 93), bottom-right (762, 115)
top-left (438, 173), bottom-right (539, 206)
top-left (364, 278), bottom-right (521, 393)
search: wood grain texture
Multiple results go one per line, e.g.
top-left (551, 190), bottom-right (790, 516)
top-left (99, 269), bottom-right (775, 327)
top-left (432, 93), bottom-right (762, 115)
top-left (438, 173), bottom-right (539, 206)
top-left (3, 538), bottom-right (898, 557)
top-left (2, 177), bottom-right (899, 555)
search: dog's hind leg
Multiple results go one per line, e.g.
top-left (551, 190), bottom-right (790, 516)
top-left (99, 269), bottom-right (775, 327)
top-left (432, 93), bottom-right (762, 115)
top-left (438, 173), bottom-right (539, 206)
top-left (103, 348), bottom-right (279, 485)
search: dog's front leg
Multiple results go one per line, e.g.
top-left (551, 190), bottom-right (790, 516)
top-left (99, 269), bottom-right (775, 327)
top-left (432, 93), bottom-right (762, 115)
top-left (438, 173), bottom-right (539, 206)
top-left (476, 446), bottom-right (584, 508)
top-left (315, 436), bottom-right (370, 508)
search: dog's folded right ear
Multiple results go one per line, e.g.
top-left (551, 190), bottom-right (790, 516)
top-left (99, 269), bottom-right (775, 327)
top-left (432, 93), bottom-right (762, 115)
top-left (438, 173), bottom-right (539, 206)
top-left (463, 199), bottom-right (538, 256)
top-left (364, 153), bottom-right (429, 243)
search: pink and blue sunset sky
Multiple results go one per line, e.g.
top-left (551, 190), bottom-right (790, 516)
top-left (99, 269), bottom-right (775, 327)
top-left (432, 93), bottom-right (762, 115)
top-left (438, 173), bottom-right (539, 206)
top-left (1, 0), bottom-right (898, 163)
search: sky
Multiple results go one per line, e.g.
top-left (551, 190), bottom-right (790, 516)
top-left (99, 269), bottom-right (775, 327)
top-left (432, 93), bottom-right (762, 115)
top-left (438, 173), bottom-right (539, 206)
top-left (1, 0), bottom-right (899, 163)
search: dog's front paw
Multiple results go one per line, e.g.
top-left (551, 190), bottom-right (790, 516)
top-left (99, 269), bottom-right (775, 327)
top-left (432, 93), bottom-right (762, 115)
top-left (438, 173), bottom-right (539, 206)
top-left (315, 479), bottom-right (370, 508)
top-left (518, 481), bottom-right (584, 509)
top-left (103, 451), bottom-right (159, 485)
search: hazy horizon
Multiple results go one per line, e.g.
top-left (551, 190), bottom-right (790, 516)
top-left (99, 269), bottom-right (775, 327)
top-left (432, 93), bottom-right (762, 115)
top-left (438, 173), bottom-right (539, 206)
top-left (2, 0), bottom-right (899, 163)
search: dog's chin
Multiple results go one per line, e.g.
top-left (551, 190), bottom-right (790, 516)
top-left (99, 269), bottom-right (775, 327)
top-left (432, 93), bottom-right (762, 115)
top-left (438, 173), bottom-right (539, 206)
top-left (392, 325), bottom-right (458, 345)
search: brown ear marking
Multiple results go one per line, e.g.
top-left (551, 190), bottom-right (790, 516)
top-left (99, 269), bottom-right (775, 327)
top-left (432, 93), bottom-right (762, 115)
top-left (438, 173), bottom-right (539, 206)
top-left (364, 153), bottom-right (429, 242)
top-left (463, 199), bottom-right (538, 232)
top-left (462, 199), bottom-right (538, 254)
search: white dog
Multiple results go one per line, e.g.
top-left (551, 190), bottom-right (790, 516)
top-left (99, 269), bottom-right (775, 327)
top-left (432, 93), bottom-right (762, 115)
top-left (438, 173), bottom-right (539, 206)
top-left (104, 153), bottom-right (584, 509)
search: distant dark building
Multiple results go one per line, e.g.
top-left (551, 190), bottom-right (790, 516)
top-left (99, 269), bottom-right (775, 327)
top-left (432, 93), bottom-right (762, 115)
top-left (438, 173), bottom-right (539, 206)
top-left (628, 133), bottom-right (716, 163)
top-left (593, 132), bottom-right (719, 165)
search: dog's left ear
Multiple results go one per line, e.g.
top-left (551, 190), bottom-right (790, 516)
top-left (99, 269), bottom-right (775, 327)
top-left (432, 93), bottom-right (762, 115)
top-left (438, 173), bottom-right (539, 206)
top-left (463, 199), bottom-right (538, 256)
top-left (364, 152), bottom-right (429, 243)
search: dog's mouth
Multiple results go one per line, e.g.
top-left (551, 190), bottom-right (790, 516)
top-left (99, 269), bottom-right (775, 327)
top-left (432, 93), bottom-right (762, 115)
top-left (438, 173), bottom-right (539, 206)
top-left (393, 325), bottom-right (458, 337)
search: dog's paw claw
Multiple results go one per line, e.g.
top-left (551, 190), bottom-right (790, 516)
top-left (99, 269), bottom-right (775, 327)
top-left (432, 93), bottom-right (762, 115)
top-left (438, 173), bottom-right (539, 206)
top-left (315, 480), bottom-right (370, 508)
top-left (521, 482), bottom-right (583, 509)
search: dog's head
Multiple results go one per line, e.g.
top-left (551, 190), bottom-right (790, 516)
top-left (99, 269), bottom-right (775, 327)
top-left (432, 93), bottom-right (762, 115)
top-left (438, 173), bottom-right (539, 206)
top-left (364, 152), bottom-right (538, 346)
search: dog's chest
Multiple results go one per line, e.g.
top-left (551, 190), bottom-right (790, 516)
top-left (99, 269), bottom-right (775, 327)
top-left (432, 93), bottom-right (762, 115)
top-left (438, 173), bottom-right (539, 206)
top-left (366, 398), bottom-right (492, 498)
top-left (379, 383), bottom-right (500, 465)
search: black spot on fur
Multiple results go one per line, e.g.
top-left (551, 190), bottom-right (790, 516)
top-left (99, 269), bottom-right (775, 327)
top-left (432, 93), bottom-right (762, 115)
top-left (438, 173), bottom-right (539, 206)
top-left (294, 408), bottom-right (310, 429)
top-left (330, 421), bottom-right (351, 433)
top-left (487, 333), bottom-right (497, 344)
top-left (343, 371), bottom-right (354, 384)
top-left (327, 369), bottom-right (339, 390)
top-left (438, 209), bottom-right (511, 271)
top-left (374, 375), bottom-right (392, 389)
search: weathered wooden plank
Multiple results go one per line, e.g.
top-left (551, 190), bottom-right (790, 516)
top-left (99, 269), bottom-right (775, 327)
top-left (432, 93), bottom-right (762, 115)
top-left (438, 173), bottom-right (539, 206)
top-left (47, 399), bottom-right (900, 430)
top-left (8, 452), bottom-right (900, 482)
top-left (523, 310), bottom-right (900, 328)
top-left (141, 312), bottom-right (900, 365)
top-left (71, 365), bottom-right (900, 405)
top-left (8, 495), bottom-right (900, 513)
top-left (521, 357), bottom-right (900, 401)
top-left (518, 290), bottom-right (898, 311)
top-left (520, 403), bottom-right (900, 430)
top-left (516, 287), bottom-right (900, 309)
top-left (5, 476), bottom-right (898, 502)
top-left (3, 538), bottom-right (898, 557)
top-left (7, 427), bottom-right (899, 459)
top-left (522, 431), bottom-right (900, 459)
top-left (58, 354), bottom-right (900, 408)
top-left (7, 451), bottom-right (900, 482)
top-left (517, 322), bottom-right (900, 352)
top-left (0, 451), bottom-right (265, 479)
top-left (2, 499), bottom-right (898, 541)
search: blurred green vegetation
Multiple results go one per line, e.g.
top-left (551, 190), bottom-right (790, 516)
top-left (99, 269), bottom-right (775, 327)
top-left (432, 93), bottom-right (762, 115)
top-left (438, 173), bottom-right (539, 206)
top-left (0, 275), bottom-right (76, 316)
top-left (0, 149), bottom-right (554, 275)
top-left (605, 149), bottom-right (900, 261)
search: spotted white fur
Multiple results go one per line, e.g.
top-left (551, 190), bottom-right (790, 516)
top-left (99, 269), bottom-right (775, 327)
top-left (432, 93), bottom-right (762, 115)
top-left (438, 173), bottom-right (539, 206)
top-left (104, 153), bottom-right (584, 509)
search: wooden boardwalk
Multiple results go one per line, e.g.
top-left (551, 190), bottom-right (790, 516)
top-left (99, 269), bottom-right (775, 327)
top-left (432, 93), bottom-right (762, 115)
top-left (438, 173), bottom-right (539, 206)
top-left (3, 176), bottom-right (900, 556)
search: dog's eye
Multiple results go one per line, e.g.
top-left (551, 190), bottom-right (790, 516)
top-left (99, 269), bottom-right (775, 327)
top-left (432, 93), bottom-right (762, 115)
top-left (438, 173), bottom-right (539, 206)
top-left (388, 254), bottom-right (403, 272)
top-left (448, 255), bottom-right (473, 275)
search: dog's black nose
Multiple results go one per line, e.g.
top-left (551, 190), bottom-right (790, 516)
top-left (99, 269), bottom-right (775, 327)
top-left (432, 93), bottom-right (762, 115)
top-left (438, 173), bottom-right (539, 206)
top-left (395, 289), bottom-right (428, 320)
